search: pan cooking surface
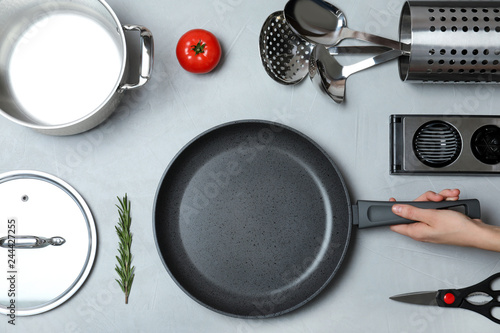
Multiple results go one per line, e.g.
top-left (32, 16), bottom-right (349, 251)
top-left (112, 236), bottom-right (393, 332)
top-left (154, 121), bottom-right (351, 317)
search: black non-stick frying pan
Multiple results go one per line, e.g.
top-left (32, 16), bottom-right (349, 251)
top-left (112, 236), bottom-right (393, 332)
top-left (153, 120), bottom-right (480, 318)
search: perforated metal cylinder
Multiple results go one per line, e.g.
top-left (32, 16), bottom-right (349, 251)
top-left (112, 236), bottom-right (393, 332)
top-left (399, 1), bottom-right (500, 83)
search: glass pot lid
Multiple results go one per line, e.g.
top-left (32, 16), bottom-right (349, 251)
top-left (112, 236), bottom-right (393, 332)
top-left (0, 170), bottom-right (97, 316)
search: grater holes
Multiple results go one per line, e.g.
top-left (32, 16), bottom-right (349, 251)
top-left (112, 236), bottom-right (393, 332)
top-left (415, 7), bottom-right (500, 82)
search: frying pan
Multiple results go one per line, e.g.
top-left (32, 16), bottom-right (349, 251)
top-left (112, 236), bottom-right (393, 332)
top-left (153, 120), bottom-right (480, 318)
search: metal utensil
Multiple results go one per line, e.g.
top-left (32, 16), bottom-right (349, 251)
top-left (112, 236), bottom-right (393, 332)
top-left (284, 0), bottom-right (409, 52)
top-left (0, 0), bottom-right (154, 135)
top-left (390, 272), bottom-right (500, 324)
top-left (0, 170), bottom-right (97, 316)
top-left (310, 45), bottom-right (403, 103)
top-left (259, 11), bottom-right (393, 85)
top-left (399, 1), bottom-right (500, 83)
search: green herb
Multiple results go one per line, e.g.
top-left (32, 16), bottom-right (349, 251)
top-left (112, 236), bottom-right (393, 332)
top-left (115, 194), bottom-right (135, 304)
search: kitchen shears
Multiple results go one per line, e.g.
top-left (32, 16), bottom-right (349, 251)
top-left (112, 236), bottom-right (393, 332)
top-left (390, 272), bottom-right (500, 324)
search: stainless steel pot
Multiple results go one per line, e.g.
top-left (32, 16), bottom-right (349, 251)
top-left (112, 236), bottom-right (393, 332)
top-left (0, 0), bottom-right (154, 135)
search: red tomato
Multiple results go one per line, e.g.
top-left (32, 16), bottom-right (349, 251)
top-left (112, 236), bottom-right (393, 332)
top-left (176, 29), bottom-right (222, 74)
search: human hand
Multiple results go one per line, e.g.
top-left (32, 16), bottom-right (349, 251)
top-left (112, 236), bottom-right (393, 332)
top-left (389, 189), bottom-right (500, 251)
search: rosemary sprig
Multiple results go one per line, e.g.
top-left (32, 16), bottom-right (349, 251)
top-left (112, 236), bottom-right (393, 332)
top-left (115, 194), bottom-right (135, 304)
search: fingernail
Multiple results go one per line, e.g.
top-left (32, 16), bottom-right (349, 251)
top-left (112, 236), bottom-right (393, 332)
top-left (392, 205), bottom-right (402, 214)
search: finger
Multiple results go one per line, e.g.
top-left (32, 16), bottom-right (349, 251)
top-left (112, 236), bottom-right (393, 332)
top-left (389, 197), bottom-right (396, 202)
top-left (414, 191), bottom-right (444, 202)
top-left (438, 188), bottom-right (460, 201)
top-left (392, 204), bottom-right (439, 223)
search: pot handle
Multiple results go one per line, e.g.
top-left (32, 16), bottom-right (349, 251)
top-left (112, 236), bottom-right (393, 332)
top-left (353, 199), bottom-right (481, 229)
top-left (119, 25), bottom-right (154, 92)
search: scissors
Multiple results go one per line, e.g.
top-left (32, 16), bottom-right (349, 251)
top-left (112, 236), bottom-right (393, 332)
top-left (390, 272), bottom-right (500, 324)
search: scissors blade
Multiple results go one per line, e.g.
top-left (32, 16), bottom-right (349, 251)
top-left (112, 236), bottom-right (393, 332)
top-left (390, 291), bottom-right (439, 306)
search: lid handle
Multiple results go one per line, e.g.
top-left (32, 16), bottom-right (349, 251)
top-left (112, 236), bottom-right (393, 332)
top-left (0, 235), bottom-right (66, 249)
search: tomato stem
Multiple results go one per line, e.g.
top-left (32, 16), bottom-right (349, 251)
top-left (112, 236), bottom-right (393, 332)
top-left (191, 40), bottom-right (206, 55)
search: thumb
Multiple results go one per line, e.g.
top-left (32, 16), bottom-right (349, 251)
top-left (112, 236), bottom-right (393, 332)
top-left (392, 204), bottom-right (437, 224)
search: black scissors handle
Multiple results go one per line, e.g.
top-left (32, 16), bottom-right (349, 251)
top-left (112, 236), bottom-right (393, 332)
top-left (436, 272), bottom-right (500, 324)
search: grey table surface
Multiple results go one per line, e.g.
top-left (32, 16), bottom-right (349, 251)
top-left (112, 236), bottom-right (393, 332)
top-left (1, 0), bottom-right (500, 332)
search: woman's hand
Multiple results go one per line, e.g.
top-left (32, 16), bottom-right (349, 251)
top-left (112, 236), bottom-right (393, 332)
top-left (390, 189), bottom-right (500, 252)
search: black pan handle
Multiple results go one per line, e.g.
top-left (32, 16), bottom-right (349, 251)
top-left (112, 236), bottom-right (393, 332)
top-left (352, 199), bottom-right (481, 229)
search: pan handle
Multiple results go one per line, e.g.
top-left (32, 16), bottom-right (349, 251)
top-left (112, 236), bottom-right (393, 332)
top-left (352, 199), bottom-right (481, 229)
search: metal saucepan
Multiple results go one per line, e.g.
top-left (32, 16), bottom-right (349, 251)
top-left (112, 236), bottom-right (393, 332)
top-left (153, 120), bottom-right (480, 318)
top-left (0, 0), bottom-right (154, 135)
